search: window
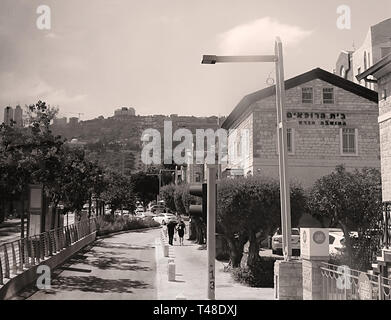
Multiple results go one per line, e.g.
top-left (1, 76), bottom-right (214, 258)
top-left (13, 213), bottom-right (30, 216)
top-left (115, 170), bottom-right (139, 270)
top-left (382, 89), bottom-right (387, 100)
top-left (323, 87), bottom-right (334, 104)
top-left (302, 87), bottom-right (313, 103)
top-left (341, 128), bottom-right (357, 155)
top-left (329, 235), bottom-right (335, 245)
top-left (287, 128), bottom-right (294, 154)
top-left (357, 68), bottom-right (362, 84)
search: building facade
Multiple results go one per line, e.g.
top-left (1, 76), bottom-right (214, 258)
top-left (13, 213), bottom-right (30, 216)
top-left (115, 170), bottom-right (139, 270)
top-left (222, 68), bottom-right (380, 188)
top-left (3, 106), bottom-right (14, 126)
top-left (336, 18), bottom-right (391, 90)
top-left (13, 105), bottom-right (23, 127)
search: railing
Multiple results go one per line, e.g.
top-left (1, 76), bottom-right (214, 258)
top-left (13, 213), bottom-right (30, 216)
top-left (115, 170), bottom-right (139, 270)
top-left (0, 218), bottom-right (96, 286)
top-left (320, 263), bottom-right (391, 300)
top-left (383, 202), bottom-right (391, 249)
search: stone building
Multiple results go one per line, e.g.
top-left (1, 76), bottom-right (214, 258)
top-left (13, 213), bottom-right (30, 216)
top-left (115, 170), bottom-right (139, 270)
top-left (335, 18), bottom-right (391, 90)
top-left (221, 68), bottom-right (380, 188)
top-left (357, 52), bottom-right (391, 272)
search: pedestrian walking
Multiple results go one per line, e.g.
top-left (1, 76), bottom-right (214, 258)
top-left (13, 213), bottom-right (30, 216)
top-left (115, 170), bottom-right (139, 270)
top-left (176, 219), bottom-right (186, 246)
top-left (166, 219), bottom-right (178, 245)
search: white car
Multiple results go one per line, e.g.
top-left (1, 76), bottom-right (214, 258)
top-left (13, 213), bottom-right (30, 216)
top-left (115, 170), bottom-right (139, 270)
top-left (152, 213), bottom-right (177, 225)
top-left (329, 231), bottom-right (346, 255)
top-left (272, 228), bottom-right (301, 255)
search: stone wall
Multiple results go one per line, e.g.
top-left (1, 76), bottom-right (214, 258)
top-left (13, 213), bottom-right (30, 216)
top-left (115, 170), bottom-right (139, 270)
top-left (379, 73), bottom-right (391, 201)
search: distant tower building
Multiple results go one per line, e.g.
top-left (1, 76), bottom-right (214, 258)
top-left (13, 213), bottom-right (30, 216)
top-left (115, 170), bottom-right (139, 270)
top-left (69, 117), bottom-right (79, 127)
top-left (114, 107), bottom-right (136, 118)
top-left (13, 105), bottom-right (23, 127)
top-left (3, 106), bottom-right (14, 125)
top-left (53, 117), bottom-right (68, 126)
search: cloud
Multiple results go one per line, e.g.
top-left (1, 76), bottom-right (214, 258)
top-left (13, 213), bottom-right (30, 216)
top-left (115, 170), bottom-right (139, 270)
top-left (218, 17), bottom-right (313, 55)
top-left (0, 72), bottom-right (87, 108)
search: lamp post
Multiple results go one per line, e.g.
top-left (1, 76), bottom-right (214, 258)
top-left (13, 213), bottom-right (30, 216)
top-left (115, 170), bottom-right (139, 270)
top-left (201, 37), bottom-right (292, 260)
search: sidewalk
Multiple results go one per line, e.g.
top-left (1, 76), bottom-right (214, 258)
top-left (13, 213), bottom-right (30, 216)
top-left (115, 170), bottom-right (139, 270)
top-left (155, 230), bottom-right (275, 300)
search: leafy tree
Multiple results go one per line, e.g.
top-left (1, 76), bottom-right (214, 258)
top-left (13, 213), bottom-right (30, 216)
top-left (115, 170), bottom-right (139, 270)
top-left (217, 176), bottom-right (305, 268)
top-left (160, 184), bottom-right (176, 212)
top-left (307, 165), bottom-right (382, 269)
top-left (101, 170), bottom-right (136, 214)
top-left (131, 171), bottom-right (159, 208)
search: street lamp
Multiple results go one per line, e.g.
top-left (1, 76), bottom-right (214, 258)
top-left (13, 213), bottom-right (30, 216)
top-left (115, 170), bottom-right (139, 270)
top-left (201, 37), bottom-right (292, 261)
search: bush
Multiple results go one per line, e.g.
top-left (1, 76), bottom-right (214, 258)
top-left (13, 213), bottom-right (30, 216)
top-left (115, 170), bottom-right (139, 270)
top-left (231, 257), bottom-right (279, 288)
top-left (96, 215), bottom-right (160, 236)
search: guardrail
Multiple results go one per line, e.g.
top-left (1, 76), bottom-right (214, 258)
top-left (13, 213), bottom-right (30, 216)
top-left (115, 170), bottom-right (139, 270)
top-left (320, 262), bottom-right (391, 300)
top-left (0, 218), bottom-right (96, 286)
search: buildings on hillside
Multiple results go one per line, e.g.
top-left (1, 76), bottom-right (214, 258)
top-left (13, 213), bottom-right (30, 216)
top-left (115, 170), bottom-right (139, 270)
top-left (335, 18), bottom-right (391, 90)
top-left (2, 105), bottom-right (23, 127)
top-left (221, 68), bottom-right (380, 188)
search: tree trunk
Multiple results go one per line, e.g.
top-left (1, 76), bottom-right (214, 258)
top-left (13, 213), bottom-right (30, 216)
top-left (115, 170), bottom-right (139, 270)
top-left (247, 230), bottom-right (261, 268)
top-left (339, 221), bottom-right (353, 266)
top-left (225, 236), bottom-right (244, 268)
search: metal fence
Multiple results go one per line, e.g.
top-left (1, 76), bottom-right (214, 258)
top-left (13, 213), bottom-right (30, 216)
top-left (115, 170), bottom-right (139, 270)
top-left (0, 218), bottom-right (96, 286)
top-left (320, 262), bottom-right (391, 300)
top-left (383, 202), bottom-right (391, 249)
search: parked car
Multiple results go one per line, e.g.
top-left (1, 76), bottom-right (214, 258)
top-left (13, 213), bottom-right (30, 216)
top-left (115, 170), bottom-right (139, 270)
top-left (134, 206), bottom-right (144, 215)
top-left (150, 204), bottom-right (165, 214)
top-left (152, 213), bottom-right (177, 225)
top-left (272, 228), bottom-right (301, 255)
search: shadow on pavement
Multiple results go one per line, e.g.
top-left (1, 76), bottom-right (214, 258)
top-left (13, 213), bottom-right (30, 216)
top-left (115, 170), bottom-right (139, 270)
top-left (52, 276), bottom-right (151, 293)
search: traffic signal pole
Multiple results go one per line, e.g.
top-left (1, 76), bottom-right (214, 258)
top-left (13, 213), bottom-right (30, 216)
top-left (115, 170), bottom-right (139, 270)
top-left (206, 165), bottom-right (217, 300)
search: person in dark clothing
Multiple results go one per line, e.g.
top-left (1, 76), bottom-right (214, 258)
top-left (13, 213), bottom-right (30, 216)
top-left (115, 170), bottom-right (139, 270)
top-left (176, 220), bottom-right (186, 246)
top-left (166, 219), bottom-right (178, 245)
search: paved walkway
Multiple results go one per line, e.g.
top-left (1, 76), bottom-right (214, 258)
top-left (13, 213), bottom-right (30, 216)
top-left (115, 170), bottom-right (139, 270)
top-left (155, 229), bottom-right (275, 300)
top-left (13, 228), bottom-right (159, 300)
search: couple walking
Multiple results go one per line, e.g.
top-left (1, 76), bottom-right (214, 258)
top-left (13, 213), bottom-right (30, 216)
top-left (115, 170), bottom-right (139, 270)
top-left (166, 218), bottom-right (186, 246)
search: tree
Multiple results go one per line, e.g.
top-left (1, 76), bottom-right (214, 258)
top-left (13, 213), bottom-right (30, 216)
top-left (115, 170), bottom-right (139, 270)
top-left (217, 176), bottom-right (305, 268)
top-left (131, 171), bottom-right (159, 208)
top-left (160, 184), bottom-right (176, 212)
top-left (307, 165), bottom-right (382, 269)
top-left (101, 170), bottom-right (136, 214)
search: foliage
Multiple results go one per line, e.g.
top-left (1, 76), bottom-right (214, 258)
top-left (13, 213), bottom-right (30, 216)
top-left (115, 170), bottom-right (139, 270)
top-left (131, 171), bottom-right (159, 207)
top-left (96, 215), bottom-right (160, 236)
top-left (174, 184), bottom-right (187, 215)
top-left (101, 170), bottom-right (136, 213)
top-left (307, 165), bottom-right (382, 269)
top-left (231, 257), bottom-right (278, 288)
top-left (160, 184), bottom-right (176, 212)
top-left (217, 176), bottom-right (305, 268)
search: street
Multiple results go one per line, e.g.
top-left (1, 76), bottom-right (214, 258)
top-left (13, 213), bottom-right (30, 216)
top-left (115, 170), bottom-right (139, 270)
top-left (14, 228), bottom-right (159, 300)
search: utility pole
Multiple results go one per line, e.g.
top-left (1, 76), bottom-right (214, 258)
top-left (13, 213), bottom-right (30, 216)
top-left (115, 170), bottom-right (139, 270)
top-left (206, 165), bottom-right (217, 300)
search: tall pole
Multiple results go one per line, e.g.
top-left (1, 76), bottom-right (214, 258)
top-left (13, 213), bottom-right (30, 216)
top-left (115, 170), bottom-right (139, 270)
top-left (207, 165), bottom-right (216, 300)
top-left (274, 37), bottom-right (292, 260)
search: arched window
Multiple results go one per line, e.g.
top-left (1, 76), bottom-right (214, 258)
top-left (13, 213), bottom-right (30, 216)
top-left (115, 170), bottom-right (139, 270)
top-left (340, 66), bottom-right (346, 79)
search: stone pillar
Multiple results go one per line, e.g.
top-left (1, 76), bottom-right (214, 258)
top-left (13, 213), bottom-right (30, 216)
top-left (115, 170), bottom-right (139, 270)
top-left (274, 260), bottom-right (303, 300)
top-left (300, 228), bottom-right (329, 300)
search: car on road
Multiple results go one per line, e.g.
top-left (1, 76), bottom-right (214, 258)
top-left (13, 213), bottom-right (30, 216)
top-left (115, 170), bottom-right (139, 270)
top-left (150, 204), bottom-right (165, 214)
top-left (152, 213), bottom-right (177, 225)
top-left (272, 228), bottom-right (300, 255)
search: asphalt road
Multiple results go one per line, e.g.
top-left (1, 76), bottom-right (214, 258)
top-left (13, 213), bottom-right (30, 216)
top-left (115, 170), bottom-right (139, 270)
top-left (15, 228), bottom-right (160, 300)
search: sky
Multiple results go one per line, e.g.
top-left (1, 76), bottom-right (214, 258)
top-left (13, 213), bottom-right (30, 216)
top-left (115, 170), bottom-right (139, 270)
top-left (0, 0), bottom-right (390, 122)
